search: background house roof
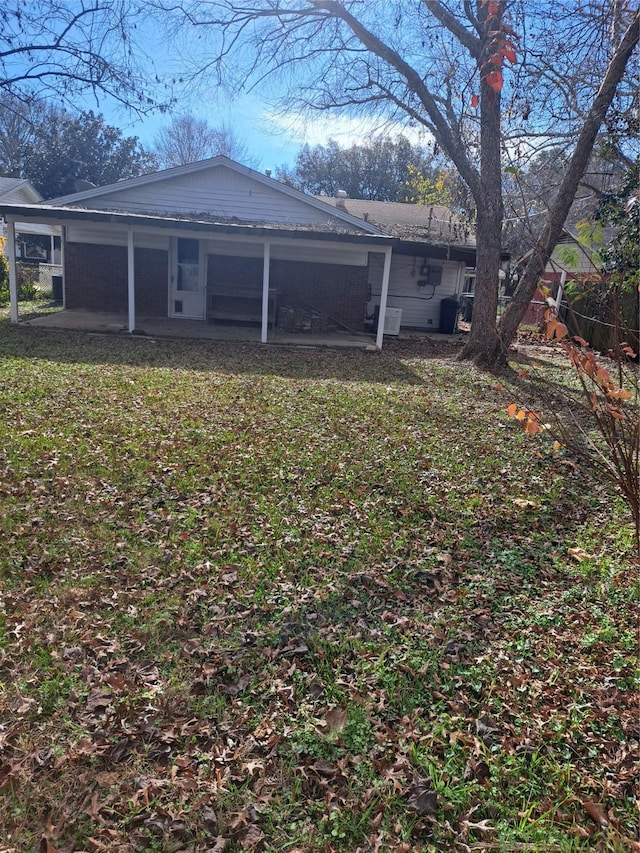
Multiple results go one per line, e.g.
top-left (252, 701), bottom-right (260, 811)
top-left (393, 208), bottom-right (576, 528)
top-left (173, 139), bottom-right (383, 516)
top-left (317, 196), bottom-right (476, 248)
top-left (0, 178), bottom-right (56, 238)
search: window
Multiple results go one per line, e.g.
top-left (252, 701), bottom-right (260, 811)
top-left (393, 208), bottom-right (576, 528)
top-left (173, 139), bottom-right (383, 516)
top-left (177, 238), bottom-right (200, 292)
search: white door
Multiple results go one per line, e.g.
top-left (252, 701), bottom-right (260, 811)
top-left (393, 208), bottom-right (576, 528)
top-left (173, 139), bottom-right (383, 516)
top-left (169, 237), bottom-right (205, 319)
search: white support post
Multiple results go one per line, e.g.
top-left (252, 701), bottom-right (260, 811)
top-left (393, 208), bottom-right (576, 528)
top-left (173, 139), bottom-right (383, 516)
top-left (261, 241), bottom-right (271, 344)
top-left (60, 227), bottom-right (66, 307)
top-left (375, 247), bottom-right (393, 350)
top-left (7, 219), bottom-right (18, 324)
top-left (556, 270), bottom-right (567, 313)
top-left (127, 228), bottom-right (135, 333)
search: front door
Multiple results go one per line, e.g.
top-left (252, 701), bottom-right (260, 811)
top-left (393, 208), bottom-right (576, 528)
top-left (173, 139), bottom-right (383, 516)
top-left (169, 237), bottom-right (205, 319)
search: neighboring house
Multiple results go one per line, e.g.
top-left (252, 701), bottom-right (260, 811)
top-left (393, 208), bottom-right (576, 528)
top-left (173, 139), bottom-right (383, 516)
top-left (0, 157), bottom-right (477, 345)
top-left (516, 227), bottom-right (605, 325)
top-left (0, 178), bottom-right (60, 263)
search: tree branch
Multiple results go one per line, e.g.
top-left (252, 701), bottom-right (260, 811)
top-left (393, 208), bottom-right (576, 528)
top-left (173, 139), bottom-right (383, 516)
top-left (423, 0), bottom-right (482, 57)
top-left (309, 0), bottom-right (481, 197)
top-left (498, 8), bottom-right (640, 348)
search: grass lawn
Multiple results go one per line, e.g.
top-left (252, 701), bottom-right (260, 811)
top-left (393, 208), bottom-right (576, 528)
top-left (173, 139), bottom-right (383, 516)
top-left (0, 313), bottom-right (637, 852)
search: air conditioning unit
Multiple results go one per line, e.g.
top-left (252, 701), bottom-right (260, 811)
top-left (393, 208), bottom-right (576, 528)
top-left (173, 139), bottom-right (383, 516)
top-left (383, 307), bottom-right (402, 335)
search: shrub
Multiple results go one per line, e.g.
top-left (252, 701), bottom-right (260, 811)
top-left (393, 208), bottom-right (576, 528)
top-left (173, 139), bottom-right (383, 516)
top-left (0, 238), bottom-right (8, 298)
top-left (0, 260), bottom-right (40, 304)
top-left (510, 304), bottom-right (640, 560)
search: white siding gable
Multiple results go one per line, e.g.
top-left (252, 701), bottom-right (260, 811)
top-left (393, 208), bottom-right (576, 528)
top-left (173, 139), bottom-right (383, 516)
top-left (89, 167), bottom-right (340, 224)
top-left (53, 160), bottom-right (376, 232)
top-left (0, 179), bottom-right (42, 205)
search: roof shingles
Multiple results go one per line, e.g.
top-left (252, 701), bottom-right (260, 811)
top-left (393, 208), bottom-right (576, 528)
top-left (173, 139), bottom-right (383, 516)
top-left (316, 196), bottom-right (475, 247)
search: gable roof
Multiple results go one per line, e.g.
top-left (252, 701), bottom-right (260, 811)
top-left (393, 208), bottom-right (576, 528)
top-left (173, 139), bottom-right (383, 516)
top-left (46, 156), bottom-right (383, 236)
top-left (0, 178), bottom-right (57, 238)
top-left (0, 177), bottom-right (42, 204)
top-left (317, 196), bottom-right (475, 248)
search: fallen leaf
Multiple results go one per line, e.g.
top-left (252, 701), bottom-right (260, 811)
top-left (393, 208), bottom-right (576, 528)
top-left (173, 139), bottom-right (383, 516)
top-left (583, 800), bottom-right (608, 827)
top-left (243, 759), bottom-right (264, 777)
top-left (311, 759), bottom-right (338, 779)
top-left (475, 715), bottom-right (500, 744)
top-left (568, 547), bottom-right (595, 562)
top-left (323, 708), bottom-right (348, 733)
top-left (513, 498), bottom-right (537, 509)
top-left (239, 824), bottom-right (265, 849)
top-left (407, 780), bottom-right (437, 816)
top-left (12, 695), bottom-right (38, 714)
top-left (85, 688), bottom-right (113, 714)
top-left (201, 805), bottom-right (219, 836)
top-left (464, 758), bottom-right (490, 783)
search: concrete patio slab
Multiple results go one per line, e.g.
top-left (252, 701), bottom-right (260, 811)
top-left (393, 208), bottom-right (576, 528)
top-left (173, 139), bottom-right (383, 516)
top-left (20, 309), bottom-right (380, 349)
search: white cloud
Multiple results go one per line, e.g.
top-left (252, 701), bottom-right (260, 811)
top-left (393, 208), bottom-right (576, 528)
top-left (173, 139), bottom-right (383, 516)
top-left (260, 108), bottom-right (432, 149)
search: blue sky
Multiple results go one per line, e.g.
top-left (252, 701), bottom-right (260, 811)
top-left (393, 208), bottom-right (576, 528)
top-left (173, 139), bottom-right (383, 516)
top-left (83, 8), bottom-right (429, 174)
top-left (5, 1), bottom-right (436, 173)
top-left (101, 89), bottom-right (427, 174)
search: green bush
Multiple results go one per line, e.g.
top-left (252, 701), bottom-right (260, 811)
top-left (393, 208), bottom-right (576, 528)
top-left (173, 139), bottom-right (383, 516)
top-left (0, 262), bottom-right (40, 304)
top-left (0, 250), bottom-right (8, 299)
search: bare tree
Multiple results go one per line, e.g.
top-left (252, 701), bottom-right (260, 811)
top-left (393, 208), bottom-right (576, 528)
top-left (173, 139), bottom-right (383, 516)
top-left (502, 148), bottom-right (628, 263)
top-left (154, 114), bottom-right (256, 168)
top-left (0, 1), bottom-right (169, 113)
top-left (156, 0), bottom-right (639, 368)
top-left (0, 93), bottom-right (43, 177)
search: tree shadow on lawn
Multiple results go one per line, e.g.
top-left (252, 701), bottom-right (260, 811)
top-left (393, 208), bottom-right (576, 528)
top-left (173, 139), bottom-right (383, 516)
top-left (505, 345), bottom-right (639, 444)
top-left (0, 324), bottom-right (464, 385)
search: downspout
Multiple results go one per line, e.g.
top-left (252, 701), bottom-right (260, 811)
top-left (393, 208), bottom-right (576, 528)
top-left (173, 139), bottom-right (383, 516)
top-left (7, 218), bottom-right (18, 324)
top-left (261, 241), bottom-right (271, 344)
top-left (127, 228), bottom-right (135, 333)
top-left (375, 247), bottom-right (393, 350)
top-left (454, 260), bottom-right (464, 298)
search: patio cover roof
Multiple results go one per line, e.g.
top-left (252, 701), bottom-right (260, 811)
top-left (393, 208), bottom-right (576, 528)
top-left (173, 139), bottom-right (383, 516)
top-left (0, 202), bottom-right (396, 248)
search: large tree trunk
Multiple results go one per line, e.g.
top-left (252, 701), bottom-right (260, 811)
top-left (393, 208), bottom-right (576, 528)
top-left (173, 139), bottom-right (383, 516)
top-left (460, 200), bottom-right (503, 366)
top-left (494, 10), bottom-right (640, 364)
top-left (459, 1), bottom-right (504, 367)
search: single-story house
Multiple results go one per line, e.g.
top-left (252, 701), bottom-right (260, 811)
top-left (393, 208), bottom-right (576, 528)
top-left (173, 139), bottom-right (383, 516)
top-left (0, 177), bottom-right (60, 263)
top-left (0, 156), bottom-right (477, 346)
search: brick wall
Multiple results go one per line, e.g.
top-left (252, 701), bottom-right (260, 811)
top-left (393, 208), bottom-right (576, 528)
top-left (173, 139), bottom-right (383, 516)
top-left (135, 248), bottom-right (169, 316)
top-left (65, 242), bottom-right (368, 329)
top-left (207, 255), bottom-right (262, 294)
top-left (65, 243), bottom-right (127, 312)
top-left (65, 242), bottom-right (168, 316)
top-left (270, 259), bottom-right (368, 332)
